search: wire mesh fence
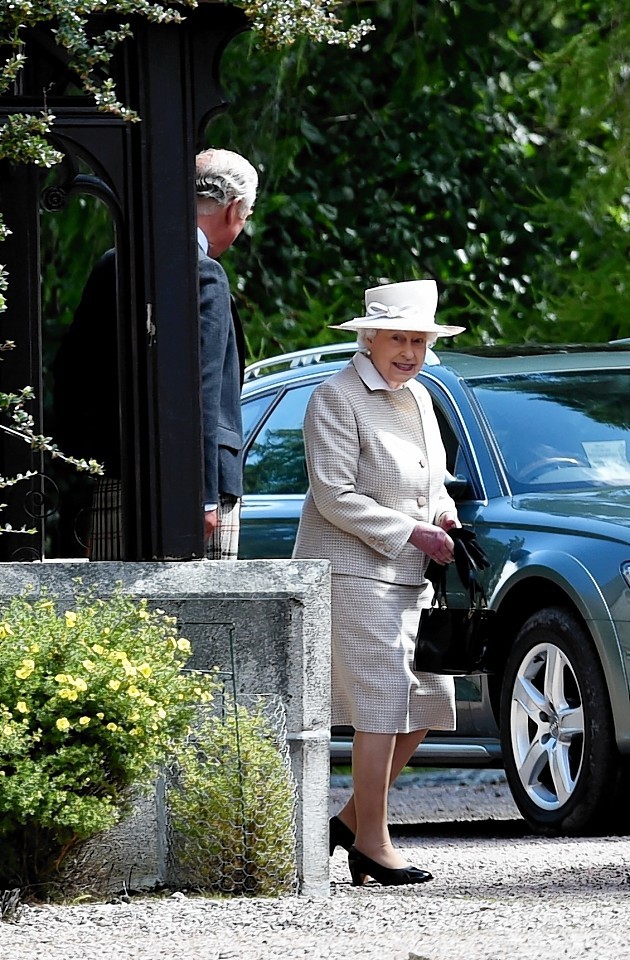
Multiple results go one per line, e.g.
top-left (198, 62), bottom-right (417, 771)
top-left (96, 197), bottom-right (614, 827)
top-left (164, 686), bottom-right (298, 897)
top-left (59, 688), bottom-right (299, 899)
top-left (56, 621), bottom-right (299, 899)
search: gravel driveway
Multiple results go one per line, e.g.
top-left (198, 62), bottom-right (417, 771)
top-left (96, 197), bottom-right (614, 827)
top-left (3, 772), bottom-right (630, 960)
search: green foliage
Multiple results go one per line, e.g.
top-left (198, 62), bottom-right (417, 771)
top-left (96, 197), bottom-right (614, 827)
top-left (499, 0), bottom-right (630, 339)
top-left (0, 587), bottom-right (219, 889)
top-left (0, 114), bottom-right (62, 168)
top-left (235, 0), bottom-right (373, 47)
top-left (210, 0), bottom-right (630, 356)
top-left (168, 698), bottom-right (296, 896)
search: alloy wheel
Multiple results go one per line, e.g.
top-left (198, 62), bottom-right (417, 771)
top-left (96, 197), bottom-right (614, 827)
top-left (509, 641), bottom-right (585, 811)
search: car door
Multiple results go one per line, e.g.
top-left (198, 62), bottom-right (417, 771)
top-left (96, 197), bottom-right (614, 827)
top-left (423, 377), bottom-right (502, 747)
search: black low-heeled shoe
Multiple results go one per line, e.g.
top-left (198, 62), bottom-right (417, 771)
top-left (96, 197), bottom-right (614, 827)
top-left (329, 816), bottom-right (355, 855)
top-left (348, 846), bottom-right (433, 887)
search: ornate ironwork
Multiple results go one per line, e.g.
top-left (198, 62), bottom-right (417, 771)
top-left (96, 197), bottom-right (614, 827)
top-left (23, 473), bottom-right (60, 521)
top-left (40, 184), bottom-right (68, 212)
top-left (9, 544), bottom-right (42, 562)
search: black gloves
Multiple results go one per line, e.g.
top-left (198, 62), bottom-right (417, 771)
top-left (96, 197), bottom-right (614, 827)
top-left (451, 527), bottom-right (490, 583)
top-left (426, 527), bottom-right (490, 591)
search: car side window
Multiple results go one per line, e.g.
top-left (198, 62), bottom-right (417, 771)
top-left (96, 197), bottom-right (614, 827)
top-left (433, 400), bottom-right (478, 497)
top-left (243, 383), bottom-right (314, 495)
top-left (434, 405), bottom-right (459, 475)
top-left (241, 391), bottom-right (278, 444)
top-left (433, 401), bottom-right (461, 475)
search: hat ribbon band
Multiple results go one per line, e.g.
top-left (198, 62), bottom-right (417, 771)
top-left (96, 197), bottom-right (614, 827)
top-left (365, 301), bottom-right (417, 321)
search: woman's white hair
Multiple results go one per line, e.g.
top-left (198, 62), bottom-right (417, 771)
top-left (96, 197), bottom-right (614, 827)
top-left (357, 328), bottom-right (438, 351)
top-left (357, 328), bottom-right (378, 352)
top-left (195, 148), bottom-right (258, 218)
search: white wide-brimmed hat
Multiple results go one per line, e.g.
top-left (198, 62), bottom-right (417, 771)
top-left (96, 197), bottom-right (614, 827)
top-left (331, 280), bottom-right (465, 338)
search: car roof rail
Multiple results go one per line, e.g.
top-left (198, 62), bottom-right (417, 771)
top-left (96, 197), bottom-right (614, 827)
top-left (244, 342), bottom-right (441, 381)
top-left (244, 343), bottom-right (359, 381)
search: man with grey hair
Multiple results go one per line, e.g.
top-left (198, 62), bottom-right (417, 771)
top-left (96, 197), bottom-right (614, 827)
top-left (195, 147), bottom-right (258, 559)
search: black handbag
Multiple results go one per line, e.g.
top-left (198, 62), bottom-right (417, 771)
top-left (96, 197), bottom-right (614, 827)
top-left (414, 563), bottom-right (498, 676)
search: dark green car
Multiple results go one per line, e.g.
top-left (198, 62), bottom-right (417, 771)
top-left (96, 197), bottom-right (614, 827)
top-left (240, 342), bottom-right (630, 836)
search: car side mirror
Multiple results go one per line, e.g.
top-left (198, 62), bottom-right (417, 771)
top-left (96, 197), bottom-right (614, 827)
top-left (445, 472), bottom-right (471, 499)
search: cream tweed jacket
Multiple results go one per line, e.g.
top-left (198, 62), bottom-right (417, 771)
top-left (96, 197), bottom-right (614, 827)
top-left (292, 354), bottom-right (456, 586)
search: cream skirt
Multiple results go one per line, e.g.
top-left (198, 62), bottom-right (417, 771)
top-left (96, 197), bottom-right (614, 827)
top-left (331, 574), bottom-right (456, 734)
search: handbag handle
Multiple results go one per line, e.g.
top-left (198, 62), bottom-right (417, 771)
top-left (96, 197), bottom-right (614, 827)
top-left (430, 562), bottom-right (488, 611)
top-left (426, 527), bottom-right (490, 592)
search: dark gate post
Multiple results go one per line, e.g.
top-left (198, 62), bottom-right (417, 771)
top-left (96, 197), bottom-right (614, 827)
top-left (119, 17), bottom-right (206, 560)
top-left (122, 3), bottom-right (248, 560)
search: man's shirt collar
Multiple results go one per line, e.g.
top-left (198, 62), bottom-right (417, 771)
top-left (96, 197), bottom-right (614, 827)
top-left (197, 227), bottom-right (209, 255)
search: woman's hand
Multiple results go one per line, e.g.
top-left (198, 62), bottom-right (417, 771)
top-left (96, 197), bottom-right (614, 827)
top-left (436, 512), bottom-right (460, 533)
top-left (408, 521), bottom-right (455, 564)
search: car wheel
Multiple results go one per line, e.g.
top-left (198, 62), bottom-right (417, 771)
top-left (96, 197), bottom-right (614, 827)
top-left (500, 606), bottom-right (621, 836)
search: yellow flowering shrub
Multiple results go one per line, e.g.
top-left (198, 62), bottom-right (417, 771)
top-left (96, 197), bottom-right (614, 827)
top-left (0, 587), bottom-right (218, 889)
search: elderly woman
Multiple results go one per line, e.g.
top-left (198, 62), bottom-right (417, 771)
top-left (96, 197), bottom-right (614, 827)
top-left (292, 280), bottom-right (465, 887)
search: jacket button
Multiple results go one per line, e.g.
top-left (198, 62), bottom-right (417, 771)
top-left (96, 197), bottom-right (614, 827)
top-left (417, 496), bottom-right (427, 507)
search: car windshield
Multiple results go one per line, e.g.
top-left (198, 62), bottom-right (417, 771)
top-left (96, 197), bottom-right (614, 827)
top-left (468, 369), bottom-right (630, 492)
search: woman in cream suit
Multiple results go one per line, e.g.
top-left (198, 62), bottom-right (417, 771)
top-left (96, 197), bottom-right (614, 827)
top-left (292, 280), bottom-right (465, 887)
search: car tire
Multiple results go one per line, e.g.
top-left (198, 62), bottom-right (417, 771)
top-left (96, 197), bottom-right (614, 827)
top-left (500, 606), bottom-right (621, 836)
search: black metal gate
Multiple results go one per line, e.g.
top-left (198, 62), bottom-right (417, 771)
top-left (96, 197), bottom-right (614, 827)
top-left (0, 3), bottom-right (247, 561)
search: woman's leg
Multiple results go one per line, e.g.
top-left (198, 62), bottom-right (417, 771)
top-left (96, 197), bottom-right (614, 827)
top-left (336, 728), bottom-right (428, 836)
top-left (349, 729), bottom-right (429, 869)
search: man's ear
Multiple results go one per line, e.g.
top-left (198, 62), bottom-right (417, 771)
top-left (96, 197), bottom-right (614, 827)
top-left (225, 199), bottom-right (242, 225)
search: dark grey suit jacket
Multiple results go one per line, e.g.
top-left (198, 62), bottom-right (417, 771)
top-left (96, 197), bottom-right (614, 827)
top-left (198, 251), bottom-right (244, 504)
